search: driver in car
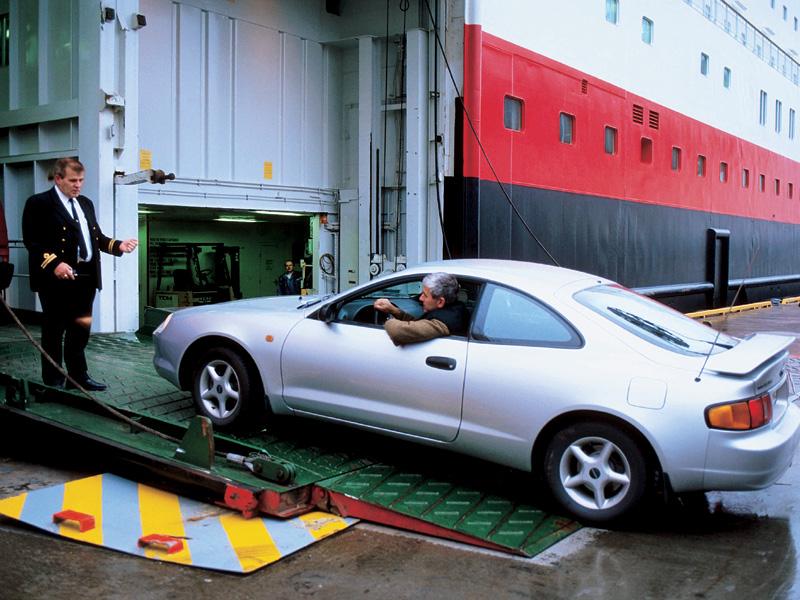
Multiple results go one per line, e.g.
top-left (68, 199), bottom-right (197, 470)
top-left (373, 272), bottom-right (468, 345)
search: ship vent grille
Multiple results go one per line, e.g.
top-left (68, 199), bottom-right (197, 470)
top-left (632, 104), bottom-right (644, 124)
top-left (648, 110), bottom-right (660, 129)
top-left (581, 79), bottom-right (588, 94)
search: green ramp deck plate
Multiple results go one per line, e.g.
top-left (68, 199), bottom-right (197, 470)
top-left (0, 325), bottom-right (580, 556)
top-left (317, 465), bottom-right (580, 556)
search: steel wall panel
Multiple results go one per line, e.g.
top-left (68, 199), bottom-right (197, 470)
top-left (177, 4), bottom-right (204, 177)
top-left (303, 41), bottom-right (323, 185)
top-left (207, 12), bottom-right (233, 180)
top-left (282, 34), bottom-right (304, 185)
top-left (233, 20), bottom-right (280, 183)
top-left (139, 0), bottom-right (176, 172)
top-left (45, 0), bottom-right (75, 104)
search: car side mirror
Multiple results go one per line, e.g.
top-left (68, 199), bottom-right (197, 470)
top-left (318, 303), bottom-right (336, 323)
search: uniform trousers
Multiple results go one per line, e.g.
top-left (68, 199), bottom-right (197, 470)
top-left (37, 263), bottom-right (97, 384)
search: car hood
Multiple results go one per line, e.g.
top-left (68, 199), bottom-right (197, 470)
top-left (174, 294), bottom-right (321, 316)
top-left (704, 333), bottom-right (794, 376)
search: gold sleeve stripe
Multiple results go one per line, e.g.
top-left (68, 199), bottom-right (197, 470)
top-left (108, 239), bottom-right (117, 253)
top-left (41, 253), bottom-right (57, 269)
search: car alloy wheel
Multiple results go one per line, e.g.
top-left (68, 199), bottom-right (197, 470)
top-left (544, 422), bottom-right (648, 523)
top-left (192, 347), bottom-right (263, 429)
top-left (198, 358), bottom-right (241, 420)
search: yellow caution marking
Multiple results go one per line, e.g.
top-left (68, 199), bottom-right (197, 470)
top-left (298, 511), bottom-right (352, 540)
top-left (220, 512), bottom-right (281, 571)
top-left (0, 492), bottom-right (27, 520)
top-left (138, 484), bottom-right (192, 565)
top-left (60, 475), bottom-right (103, 545)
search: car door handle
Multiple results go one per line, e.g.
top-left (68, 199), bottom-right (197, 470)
top-left (426, 356), bottom-right (456, 371)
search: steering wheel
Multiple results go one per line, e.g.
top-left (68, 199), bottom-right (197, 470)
top-left (373, 307), bottom-right (389, 326)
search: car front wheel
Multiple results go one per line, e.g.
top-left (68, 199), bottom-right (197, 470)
top-left (192, 347), bottom-right (264, 429)
top-left (544, 421), bottom-right (648, 523)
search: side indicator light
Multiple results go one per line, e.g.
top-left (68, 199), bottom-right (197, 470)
top-left (265, 335), bottom-right (274, 343)
top-left (706, 393), bottom-right (772, 430)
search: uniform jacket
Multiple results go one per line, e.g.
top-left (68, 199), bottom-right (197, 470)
top-left (22, 187), bottom-right (123, 291)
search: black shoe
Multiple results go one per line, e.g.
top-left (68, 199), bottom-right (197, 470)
top-left (67, 375), bottom-right (108, 392)
top-left (43, 377), bottom-right (65, 389)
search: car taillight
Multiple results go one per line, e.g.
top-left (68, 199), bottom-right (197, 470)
top-left (705, 393), bottom-right (773, 430)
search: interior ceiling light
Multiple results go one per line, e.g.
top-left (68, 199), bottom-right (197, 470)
top-left (214, 216), bottom-right (259, 223)
top-left (253, 210), bottom-right (305, 217)
top-left (137, 208), bottom-right (163, 214)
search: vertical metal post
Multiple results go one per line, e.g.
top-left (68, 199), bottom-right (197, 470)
top-left (706, 228), bottom-right (730, 309)
top-left (406, 28), bottom-right (429, 265)
top-left (357, 36), bottom-right (376, 284)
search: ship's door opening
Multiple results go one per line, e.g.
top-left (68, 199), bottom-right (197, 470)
top-left (137, 205), bottom-right (315, 319)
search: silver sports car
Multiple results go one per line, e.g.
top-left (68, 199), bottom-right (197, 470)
top-left (152, 259), bottom-right (800, 523)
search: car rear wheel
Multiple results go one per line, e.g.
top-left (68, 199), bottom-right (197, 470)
top-left (544, 422), bottom-right (648, 523)
top-left (192, 347), bottom-right (264, 429)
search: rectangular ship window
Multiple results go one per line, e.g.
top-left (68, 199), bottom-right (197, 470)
top-left (697, 155), bottom-right (706, 177)
top-left (759, 174), bottom-right (765, 192)
top-left (640, 138), bottom-right (653, 163)
top-left (742, 168), bottom-right (750, 188)
top-left (504, 96), bottom-right (523, 131)
top-left (671, 147), bottom-right (682, 171)
top-left (700, 53), bottom-right (709, 76)
top-left (723, 67), bottom-right (731, 88)
top-left (641, 17), bottom-right (654, 44)
top-left (789, 182), bottom-right (794, 199)
top-left (605, 0), bottom-right (619, 24)
top-left (604, 126), bottom-right (617, 155)
top-left (719, 162), bottom-right (728, 183)
top-left (776, 100), bottom-right (783, 133)
top-left (760, 90), bottom-right (768, 126)
top-left (560, 113), bottom-right (575, 144)
top-left (775, 179), bottom-right (781, 195)
top-left (790, 108), bottom-right (796, 140)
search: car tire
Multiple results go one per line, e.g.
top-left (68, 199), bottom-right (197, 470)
top-left (192, 347), bottom-right (265, 429)
top-left (544, 421), bottom-right (648, 524)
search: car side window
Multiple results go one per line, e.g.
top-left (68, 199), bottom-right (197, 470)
top-left (335, 278), bottom-right (425, 324)
top-left (472, 284), bottom-right (581, 347)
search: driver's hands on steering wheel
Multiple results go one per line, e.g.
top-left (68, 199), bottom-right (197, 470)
top-left (373, 298), bottom-right (401, 318)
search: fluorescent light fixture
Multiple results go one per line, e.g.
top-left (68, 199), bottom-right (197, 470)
top-left (253, 210), bottom-right (305, 217)
top-left (214, 216), bottom-right (259, 223)
top-left (137, 208), bottom-right (163, 214)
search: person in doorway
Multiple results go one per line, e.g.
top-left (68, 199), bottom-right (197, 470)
top-left (373, 272), bottom-right (468, 346)
top-left (22, 157), bottom-right (138, 390)
top-left (277, 259), bottom-right (303, 295)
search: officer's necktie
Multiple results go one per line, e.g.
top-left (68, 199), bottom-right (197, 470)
top-left (69, 198), bottom-right (88, 260)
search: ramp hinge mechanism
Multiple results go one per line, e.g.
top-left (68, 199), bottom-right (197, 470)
top-left (226, 452), bottom-right (297, 485)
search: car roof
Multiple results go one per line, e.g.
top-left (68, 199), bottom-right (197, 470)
top-left (396, 259), bottom-right (611, 294)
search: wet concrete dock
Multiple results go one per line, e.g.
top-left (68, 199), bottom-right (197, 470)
top-left (2, 304), bottom-right (800, 599)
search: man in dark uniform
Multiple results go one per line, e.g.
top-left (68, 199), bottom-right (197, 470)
top-left (277, 259), bottom-right (303, 295)
top-left (373, 272), bottom-right (468, 345)
top-left (22, 158), bottom-right (138, 390)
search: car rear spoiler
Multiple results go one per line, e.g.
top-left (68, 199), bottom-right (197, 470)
top-left (704, 333), bottom-right (795, 376)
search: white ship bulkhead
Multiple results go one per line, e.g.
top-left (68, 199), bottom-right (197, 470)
top-left (0, 0), bottom-right (453, 332)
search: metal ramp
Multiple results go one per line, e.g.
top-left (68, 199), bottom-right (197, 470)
top-left (0, 326), bottom-right (579, 557)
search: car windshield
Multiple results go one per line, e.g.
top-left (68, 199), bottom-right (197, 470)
top-left (574, 284), bottom-right (738, 355)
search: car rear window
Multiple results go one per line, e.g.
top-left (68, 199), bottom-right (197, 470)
top-left (574, 285), bottom-right (738, 356)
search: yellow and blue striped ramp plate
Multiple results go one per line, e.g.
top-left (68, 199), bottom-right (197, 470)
top-left (0, 473), bottom-right (356, 573)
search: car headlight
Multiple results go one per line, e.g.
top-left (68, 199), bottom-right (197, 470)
top-left (705, 393), bottom-right (772, 430)
top-left (153, 313), bottom-right (173, 336)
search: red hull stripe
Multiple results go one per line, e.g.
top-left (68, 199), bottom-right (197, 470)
top-left (463, 24), bottom-right (800, 225)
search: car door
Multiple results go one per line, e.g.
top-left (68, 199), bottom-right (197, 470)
top-left (280, 277), bottom-right (469, 442)
top-left (459, 283), bottom-right (585, 453)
